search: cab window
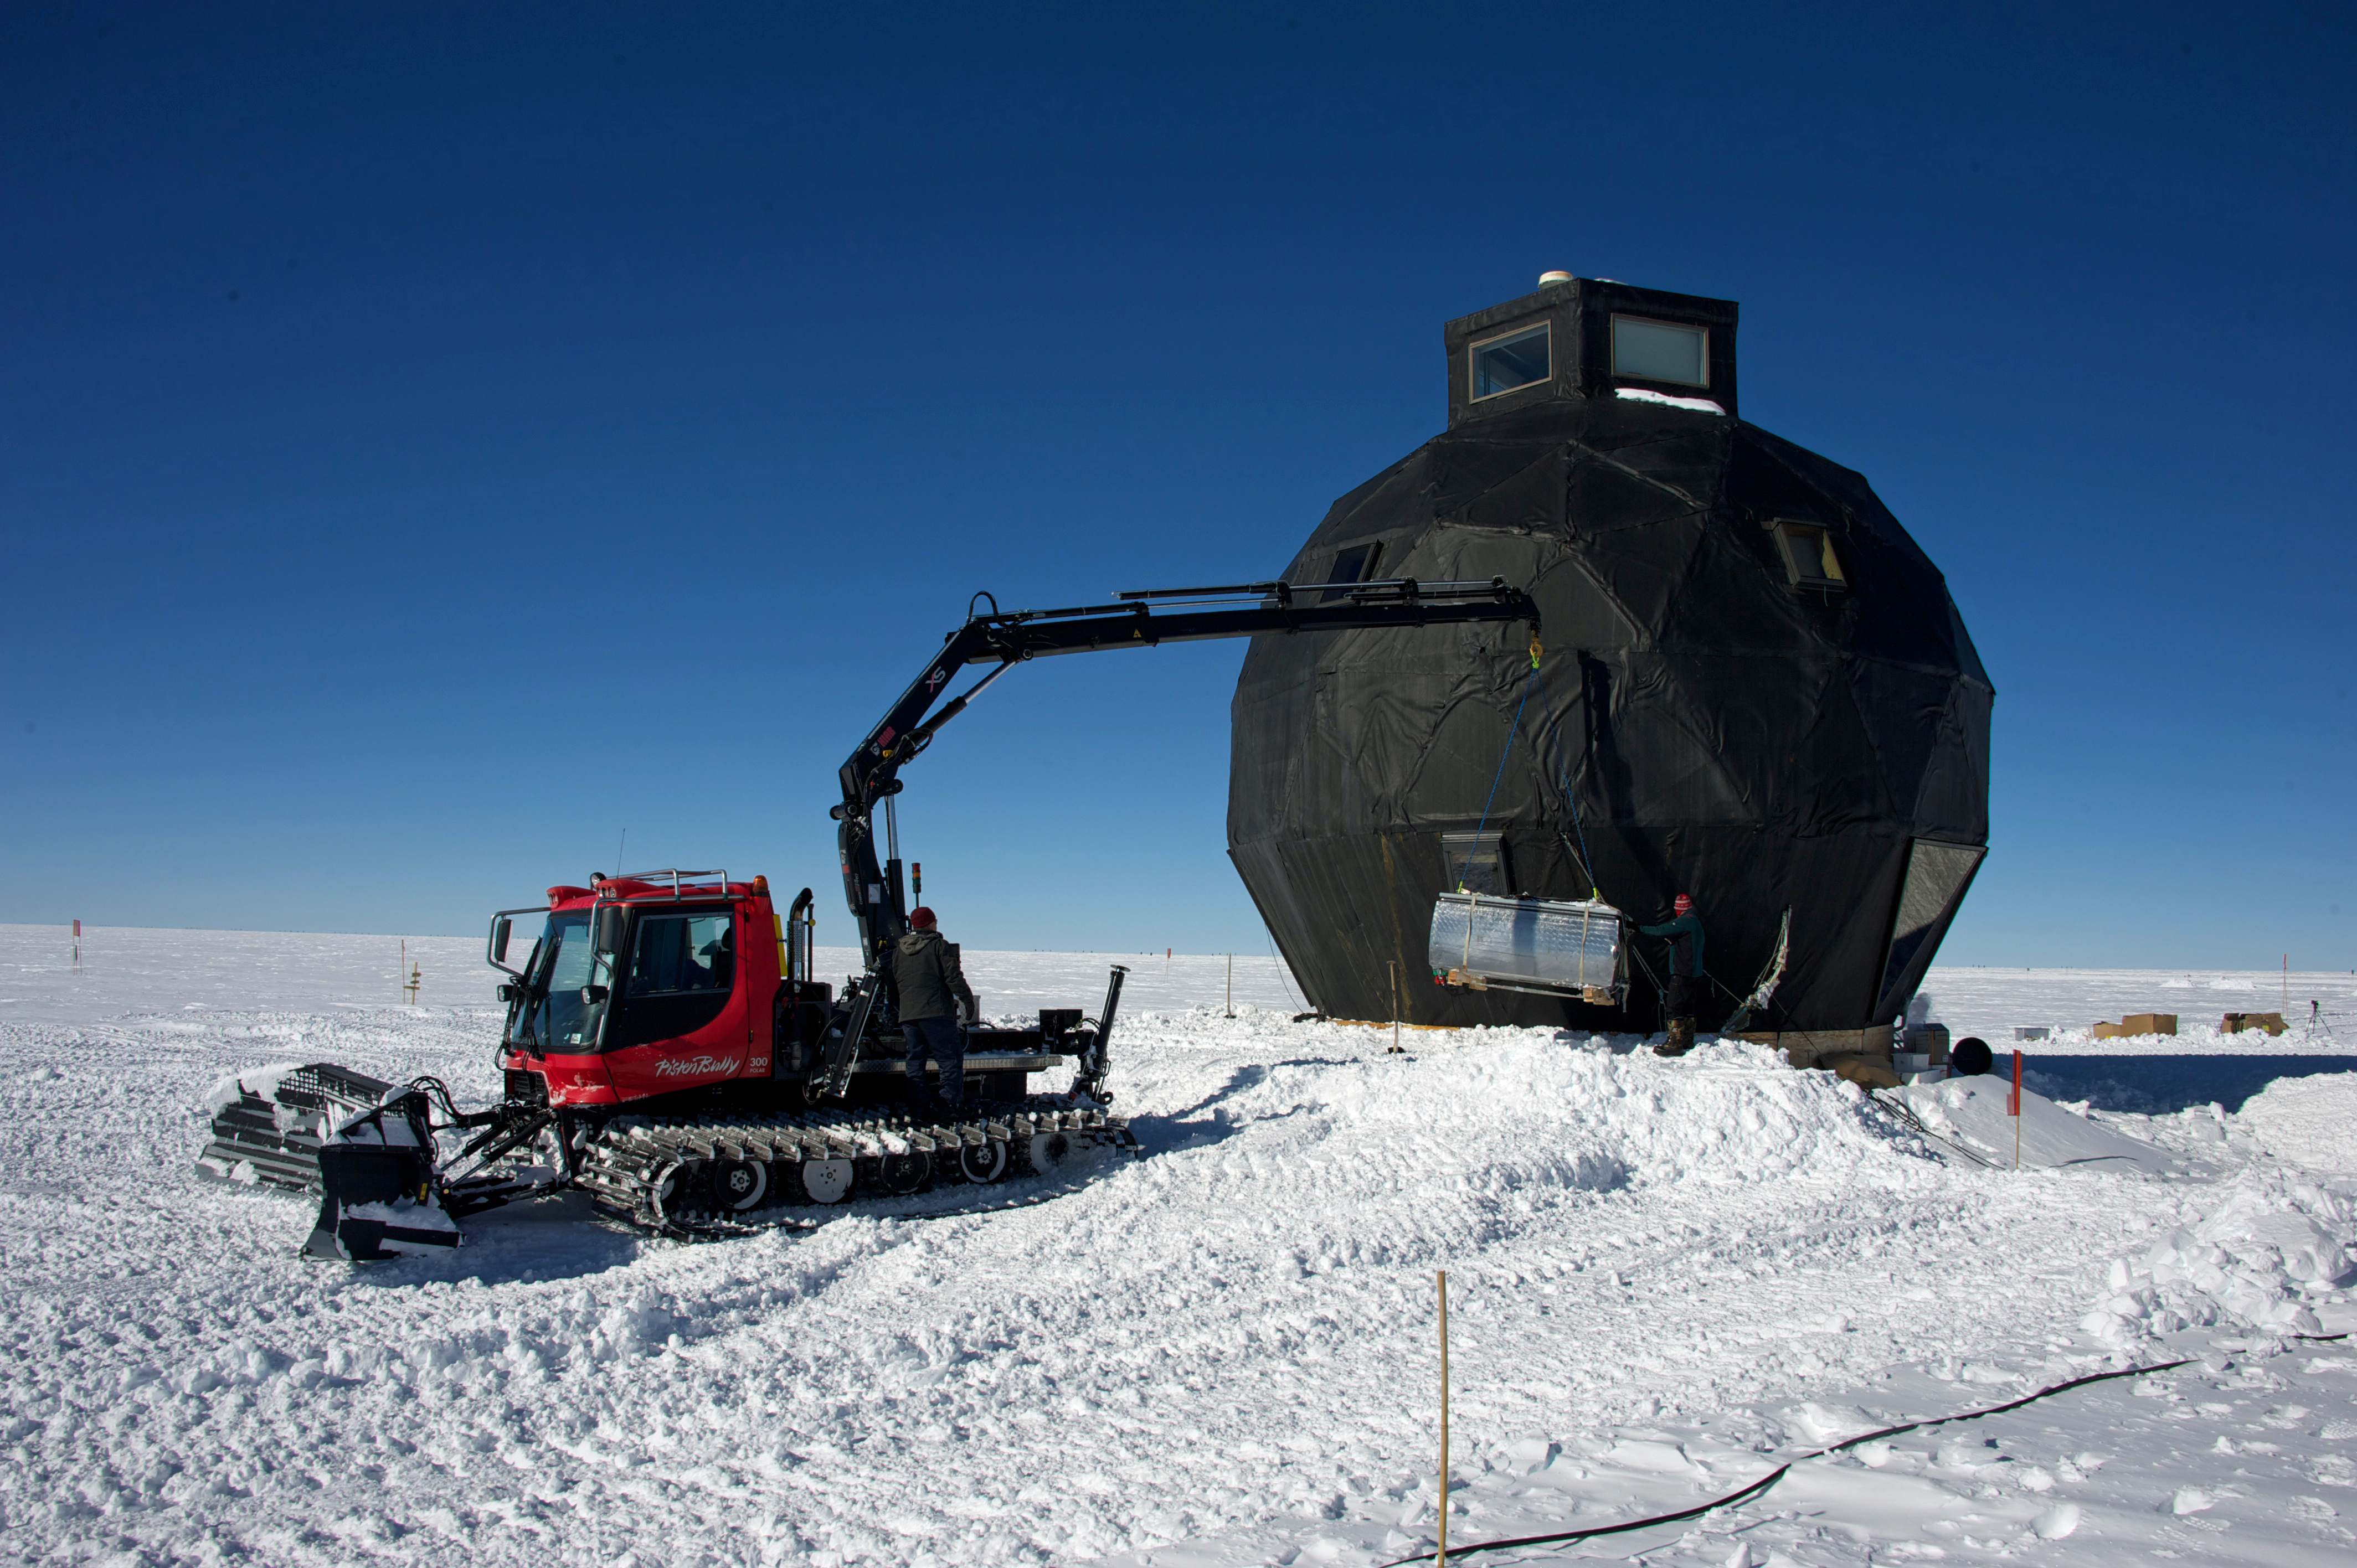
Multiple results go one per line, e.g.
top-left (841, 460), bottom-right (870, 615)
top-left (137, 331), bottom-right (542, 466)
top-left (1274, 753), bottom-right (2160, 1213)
top-left (628, 912), bottom-right (734, 996)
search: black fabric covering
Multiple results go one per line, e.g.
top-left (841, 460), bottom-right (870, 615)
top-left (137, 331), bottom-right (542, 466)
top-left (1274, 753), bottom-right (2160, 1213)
top-left (1227, 278), bottom-right (1990, 1031)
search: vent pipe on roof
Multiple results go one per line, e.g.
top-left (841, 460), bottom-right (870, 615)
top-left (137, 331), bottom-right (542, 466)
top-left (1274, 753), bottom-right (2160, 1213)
top-left (1537, 270), bottom-right (1573, 287)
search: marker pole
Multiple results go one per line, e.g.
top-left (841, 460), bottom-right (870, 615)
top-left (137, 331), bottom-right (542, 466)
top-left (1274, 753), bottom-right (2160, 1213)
top-left (1435, 1270), bottom-right (1449, 1568)
top-left (2011, 1048), bottom-right (2023, 1169)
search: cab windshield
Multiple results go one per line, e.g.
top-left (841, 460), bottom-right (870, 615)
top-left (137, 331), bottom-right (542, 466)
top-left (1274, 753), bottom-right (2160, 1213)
top-left (513, 911), bottom-right (608, 1051)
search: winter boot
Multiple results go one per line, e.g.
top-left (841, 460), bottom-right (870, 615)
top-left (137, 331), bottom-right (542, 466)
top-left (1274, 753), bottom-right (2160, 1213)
top-left (1654, 1017), bottom-right (1696, 1057)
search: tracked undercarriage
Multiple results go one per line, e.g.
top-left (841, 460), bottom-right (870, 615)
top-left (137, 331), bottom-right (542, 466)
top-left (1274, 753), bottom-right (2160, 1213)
top-left (573, 1100), bottom-right (1135, 1239)
top-left (200, 1059), bottom-right (1137, 1257)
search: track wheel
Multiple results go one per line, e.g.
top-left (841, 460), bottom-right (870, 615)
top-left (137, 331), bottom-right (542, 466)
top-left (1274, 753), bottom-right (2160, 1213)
top-left (1024, 1131), bottom-right (1073, 1175)
top-left (796, 1157), bottom-right (855, 1204)
top-left (958, 1137), bottom-right (1010, 1185)
top-left (649, 1158), bottom-right (698, 1227)
top-left (879, 1151), bottom-right (929, 1194)
top-left (713, 1158), bottom-right (768, 1212)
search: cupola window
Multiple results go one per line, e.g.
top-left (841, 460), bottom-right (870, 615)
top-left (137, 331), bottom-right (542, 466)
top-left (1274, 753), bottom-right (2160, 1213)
top-left (1470, 324), bottom-right (1550, 400)
top-left (1611, 316), bottom-right (1709, 387)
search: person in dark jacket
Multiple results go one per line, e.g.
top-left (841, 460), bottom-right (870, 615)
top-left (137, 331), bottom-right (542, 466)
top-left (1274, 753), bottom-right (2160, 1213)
top-left (1639, 894), bottom-right (1706, 1056)
top-left (892, 906), bottom-right (977, 1113)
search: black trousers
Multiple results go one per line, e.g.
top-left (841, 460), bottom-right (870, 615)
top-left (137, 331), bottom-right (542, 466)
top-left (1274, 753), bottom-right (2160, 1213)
top-left (900, 1015), bottom-right (965, 1110)
top-left (1666, 973), bottom-right (1698, 1019)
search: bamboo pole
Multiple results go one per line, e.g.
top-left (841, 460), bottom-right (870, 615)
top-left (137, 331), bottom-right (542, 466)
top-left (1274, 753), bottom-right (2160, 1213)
top-left (2011, 1048), bottom-right (2023, 1169)
top-left (1437, 1269), bottom-right (1449, 1567)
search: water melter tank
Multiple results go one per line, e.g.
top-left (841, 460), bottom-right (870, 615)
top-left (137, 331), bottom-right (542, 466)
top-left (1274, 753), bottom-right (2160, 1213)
top-left (1227, 275), bottom-right (1990, 1031)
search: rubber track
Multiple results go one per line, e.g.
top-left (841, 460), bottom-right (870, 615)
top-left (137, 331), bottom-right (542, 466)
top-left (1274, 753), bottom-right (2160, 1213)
top-left (572, 1095), bottom-right (1136, 1241)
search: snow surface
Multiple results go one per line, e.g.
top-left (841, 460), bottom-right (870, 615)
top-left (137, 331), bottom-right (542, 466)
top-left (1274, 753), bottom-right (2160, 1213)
top-left (4, 924), bottom-right (2357, 1566)
top-left (1909, 967), bottom-right (2357, 1053)
top-left (2242, 1074), bottom-right (2357, 1174)
top-left (1889, 1076), bottom-right (2192, 1176)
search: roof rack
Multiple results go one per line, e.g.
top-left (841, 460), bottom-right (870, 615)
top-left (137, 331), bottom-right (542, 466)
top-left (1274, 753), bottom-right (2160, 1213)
top-left (601, 868), bottom-right (730, 903)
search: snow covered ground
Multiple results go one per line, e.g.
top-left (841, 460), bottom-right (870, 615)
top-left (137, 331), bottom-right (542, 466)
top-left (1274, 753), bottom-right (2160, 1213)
top-left (1911, 965), bottom-right (2357, 1053)
top-left (4, 924), bottom-right (2356, 1567)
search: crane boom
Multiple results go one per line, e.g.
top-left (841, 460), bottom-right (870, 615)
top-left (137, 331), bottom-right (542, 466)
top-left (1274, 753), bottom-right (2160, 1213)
top-left (831, 576), bottom-right (1541, 963)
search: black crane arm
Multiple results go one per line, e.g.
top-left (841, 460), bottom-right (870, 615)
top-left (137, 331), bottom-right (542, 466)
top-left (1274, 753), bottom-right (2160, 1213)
top-left (828, 576), bottom-right (1540, 966)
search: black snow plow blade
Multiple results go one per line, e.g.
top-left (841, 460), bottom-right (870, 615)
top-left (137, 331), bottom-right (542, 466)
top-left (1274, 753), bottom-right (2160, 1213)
top-left (304, 1090), bottom-right (464, 1261)
top-left (195, 1062), bottom-right (396, 1193)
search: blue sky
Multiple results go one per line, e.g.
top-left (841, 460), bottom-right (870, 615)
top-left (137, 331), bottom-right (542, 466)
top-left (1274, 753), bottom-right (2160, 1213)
top-left (3, 2), bottom-right (2351, 968)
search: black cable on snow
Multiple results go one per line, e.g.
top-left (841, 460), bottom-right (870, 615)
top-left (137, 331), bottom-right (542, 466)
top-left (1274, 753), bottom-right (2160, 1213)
top-left (1375, 1333), bottom-right (2351, 1567)
top-left (1866, 1087), bottom-right (1998, 1170)
top-left (1404, 1464), bottom-right (1798, 1565)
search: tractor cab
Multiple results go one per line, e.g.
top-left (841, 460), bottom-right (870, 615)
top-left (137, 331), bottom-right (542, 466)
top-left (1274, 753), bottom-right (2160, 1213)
top-left (489, 870), bottom-right (780, 1109)
top-left (483, 867), bottom-right (1103, 1116)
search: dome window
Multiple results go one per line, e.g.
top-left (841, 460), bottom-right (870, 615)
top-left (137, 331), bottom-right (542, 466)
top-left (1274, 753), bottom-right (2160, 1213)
top-left (1771, 520), bottom-right (1847, 590)
top-left (1319, 541), bottom-right (1384, 602)
top-left (1440, 831), bottom-right (1511, 895)
top-left (1611, 315), bottom-right (1710, 388)
top-left (1470, 323), bottom-right (1551, 400)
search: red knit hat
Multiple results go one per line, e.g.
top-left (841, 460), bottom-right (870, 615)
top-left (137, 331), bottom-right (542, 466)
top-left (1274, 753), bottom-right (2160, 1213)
top-left (909, 906), bottom-right (937, 930)
top-left (1672, 894), bottom-right (1693, 914)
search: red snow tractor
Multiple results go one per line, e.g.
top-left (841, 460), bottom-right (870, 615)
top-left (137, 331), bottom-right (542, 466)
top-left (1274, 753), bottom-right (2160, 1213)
top-left (197, 576), bottom-right (1538, 1258)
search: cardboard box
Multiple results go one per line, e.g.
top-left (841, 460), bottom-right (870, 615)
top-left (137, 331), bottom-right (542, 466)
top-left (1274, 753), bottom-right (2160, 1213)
top-left (2092, 1014), bottom-right (2176, 1039)
top-left (1733, 1025), bottom-right (1893, 1070)
top-left (1903, 1024), bottom-right (1951, 1064)
top-left (2221, 1012), bottom-right (2287, 1036)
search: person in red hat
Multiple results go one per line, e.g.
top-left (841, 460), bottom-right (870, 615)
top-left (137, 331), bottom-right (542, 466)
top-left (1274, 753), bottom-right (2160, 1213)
top-left (1639, 894), bottom-right (1707, 1056)
top-left (892, 906), bottom-right (977, 1113)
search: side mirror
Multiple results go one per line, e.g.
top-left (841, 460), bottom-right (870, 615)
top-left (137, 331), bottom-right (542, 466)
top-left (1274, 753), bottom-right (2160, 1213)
top-left (496, 981), bottom-right (521, 1004)
top-left (580, 984), bottom-right (610, 1005)
top-left (492, 917), bottom-right (512, 964)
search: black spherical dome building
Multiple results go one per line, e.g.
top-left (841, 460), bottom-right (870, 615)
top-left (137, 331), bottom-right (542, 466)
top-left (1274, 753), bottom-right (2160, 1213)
top-left (1227, 275), bottom-right (1990, 1033)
